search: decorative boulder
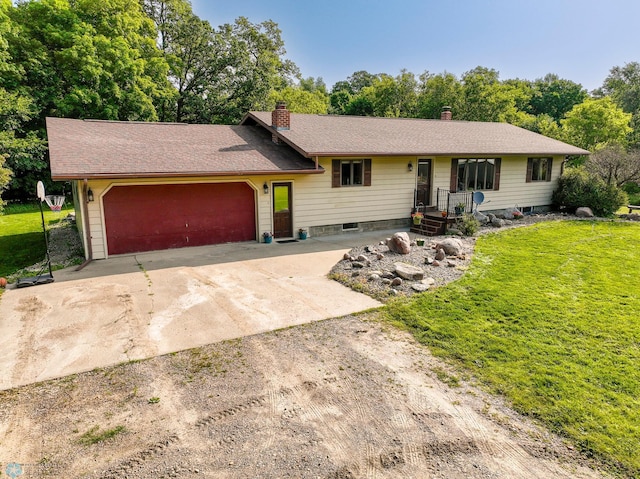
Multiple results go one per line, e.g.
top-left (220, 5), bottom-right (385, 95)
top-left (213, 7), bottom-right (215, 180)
top-left (386, 232), bottom-right (412, 254)
top-left (575, 207), bottom-right (594, 218)
top-left (394, 262), bottom-right (425, 281)
top-left (411, 283), bottom-right (430, 292)
top-left (474, 211), bottom-right (489, 224)
top-left (434, 238), bottom-right (463, 256)
top-left (490, 216), bottom-right (505, 227)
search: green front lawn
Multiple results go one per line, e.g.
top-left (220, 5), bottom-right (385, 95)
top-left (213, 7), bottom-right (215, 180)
top-left (0, 203), bottom-right (72, 279)
top-left (387, 220), bottom-right (640, 475)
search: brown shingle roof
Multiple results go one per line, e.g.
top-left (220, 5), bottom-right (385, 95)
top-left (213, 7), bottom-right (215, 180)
top-left (244, 112), bottom-right (590, 157)
top-left (46, 118), bottom-right (321, 180)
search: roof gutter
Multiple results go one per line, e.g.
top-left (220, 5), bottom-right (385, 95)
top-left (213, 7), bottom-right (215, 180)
top-left (52, 168), bottom-right (326, 181)
top-left (75, 179), bottom-right (93, 271)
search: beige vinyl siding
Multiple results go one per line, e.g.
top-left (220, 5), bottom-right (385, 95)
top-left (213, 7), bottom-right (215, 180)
top-left (293, 157), bottom-right (416, 228)
top-left (431, 155), bottom-right (563, 211)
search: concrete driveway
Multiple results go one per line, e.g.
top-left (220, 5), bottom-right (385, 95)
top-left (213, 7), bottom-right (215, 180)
top-left (0, 232), bottom-right (390, 390)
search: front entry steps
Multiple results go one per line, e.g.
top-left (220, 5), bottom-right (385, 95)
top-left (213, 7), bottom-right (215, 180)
top-left (410, 208), bottom-right (459, 236)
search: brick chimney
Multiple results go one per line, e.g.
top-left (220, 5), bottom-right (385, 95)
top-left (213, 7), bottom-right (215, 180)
top-left (272, 101), bottom-right (290, 131)
top-left (441, 106), bottom-right (452, 121)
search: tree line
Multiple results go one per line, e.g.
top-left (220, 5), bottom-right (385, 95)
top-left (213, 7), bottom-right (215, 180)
top-left (1, 0), bottom-right (639, 206)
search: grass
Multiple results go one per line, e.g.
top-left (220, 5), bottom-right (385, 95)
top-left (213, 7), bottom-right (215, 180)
top-left (78, 425), bottom-right (126, 446)
top-left (386, 220), bottom-right (640, 476)
top-left (0, 202), bottom-right (72, 278)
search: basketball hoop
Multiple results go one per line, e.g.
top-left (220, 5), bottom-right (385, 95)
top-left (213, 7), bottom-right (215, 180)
top-left (44, 195), bottom-right (66, 212)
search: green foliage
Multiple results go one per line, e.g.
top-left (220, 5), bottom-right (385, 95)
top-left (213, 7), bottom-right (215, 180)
top-left (457, 66), bottom-right (533, 123)
top-left (529, 73), bottom-right (588, 122)
top-left (6, 0), bottom-right (172, 121)
top-left (268, 86), bottom-right (328, 114)
top-left (597, 62), bottom-right (640, 148)
top-left (0, 153), bottom-right (10, 213)
top-left (78, 425), bottom-right (126, 445)
top-left (455, 213), bottom-right (480, 236)
top-left (552, 167), bottom-right (627, 216)
top-left (561, 97), bottom-right (632, 151)
top-left (0, 88), bottom-right (46, 201)
top-left (416, 71), bottom-right (462, 119)
top-left (623, 181), bottom-right (640, 205)
top-left (386, 221), bottom-right (640, 475)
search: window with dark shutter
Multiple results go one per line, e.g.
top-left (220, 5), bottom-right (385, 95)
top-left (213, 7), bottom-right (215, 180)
top-left (332, 160), bottom-right (341, 188)
top-left (363, 159), bottom-right (372, 186)
top-left (332, 159), bottom-right (371, 187)
top-left (526, 157), bottom-right (552, 182)
top-left (452, 158), bottom-right (500, 191)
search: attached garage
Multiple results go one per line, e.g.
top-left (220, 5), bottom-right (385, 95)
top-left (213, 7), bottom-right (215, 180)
top-left (103, 183), bottom-right (256, 255)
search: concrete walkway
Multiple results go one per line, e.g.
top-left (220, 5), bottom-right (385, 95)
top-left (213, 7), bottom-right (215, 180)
top-left (0, 231), bottom-right (398, 390)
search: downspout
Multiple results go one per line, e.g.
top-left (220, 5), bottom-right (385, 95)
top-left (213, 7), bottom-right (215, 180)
top-left (75, 179), bottom-right (93, 271)
top-left (314, 156), bottom-right (318, 170)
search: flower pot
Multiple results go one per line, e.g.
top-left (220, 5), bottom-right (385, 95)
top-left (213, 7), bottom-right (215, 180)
top-left (416, 239), bottom-right (425, 246)
top-left (264, 236), bottom-right (272, 244)
top-left (413, 218), bottom-right (422, 225)
top-left (455, 206), bottom-right (464, 216)
top-left (441, 211), bottom-right (448, 218)
top-left (299, 231), bottom-right (307, 240)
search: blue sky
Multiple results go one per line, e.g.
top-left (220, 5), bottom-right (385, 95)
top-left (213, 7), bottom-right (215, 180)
top-left (191, 0), bottom-right (640, 92)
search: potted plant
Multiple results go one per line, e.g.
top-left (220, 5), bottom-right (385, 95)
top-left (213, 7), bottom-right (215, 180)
top-left (455, 202), bottom-right (465, 215)
top-left (416, 238), bottom-right (425, 246)
top-left (298, 228), bottom-right (308, 240)
top-left (411, 211), bottom-right (424, 225)
top-left (441, 210), bottom-right (448, 218)
top-left (263, 231), bottom-right (273, 244)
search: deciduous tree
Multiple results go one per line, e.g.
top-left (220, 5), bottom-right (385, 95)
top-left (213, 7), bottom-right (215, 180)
top-left (267, 86), bottom-right (328, 114)
top-left (561, 97), bottom-right (632, 152)
top-left (529, 74), bottom-right (588, 122)
top-left (584, 143), bottom-right (640, 187)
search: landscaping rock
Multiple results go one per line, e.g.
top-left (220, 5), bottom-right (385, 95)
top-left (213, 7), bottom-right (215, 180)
top-left (351, 262), bottom-right (364, 268)
top-left (474, 211), bottom-right (489, 224)
top-left (434, 238), bottom-right (463, 256)
top-left (575, 207), bottom-right (594, 218)
top-left (422, 277), bottom-right (436, 285)
top-left (386, 232), bottom-right (411, 254)
top-left (391, 277), bottom-right (403, 287)
top-left (394, 262), bottom-right (425, 281)
top-left (357, 254), bottom-right (368, 262)
top-left (368, 273), bottom-right (380, 281)
top-left (491, 217), bottom-right (505, 227)
top-left (432, 260), bottom-right (441, 267)
top-left (411, 283), bottom-right (430, 292)
top-left (435, 248), bottom-right (446, 261)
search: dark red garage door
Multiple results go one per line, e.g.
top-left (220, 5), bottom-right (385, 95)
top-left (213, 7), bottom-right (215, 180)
top-left (104, 183), bottom-right (256, 255)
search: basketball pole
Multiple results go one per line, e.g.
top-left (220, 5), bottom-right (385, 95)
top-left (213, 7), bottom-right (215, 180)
top-left (39, 195), bottom-right (53, 278)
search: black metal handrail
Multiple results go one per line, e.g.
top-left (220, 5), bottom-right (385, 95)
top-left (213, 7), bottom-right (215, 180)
top-left (436, 188), bottom-right (473, 215)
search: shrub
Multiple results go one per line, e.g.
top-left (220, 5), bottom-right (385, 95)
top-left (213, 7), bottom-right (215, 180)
top-left (622, 182), bottom-right (640, 205)
top-left (552, 168), bottom-right (627, 216)
top-left (456, 213), bottom-right (480, 236)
